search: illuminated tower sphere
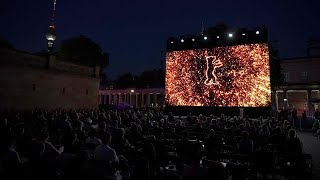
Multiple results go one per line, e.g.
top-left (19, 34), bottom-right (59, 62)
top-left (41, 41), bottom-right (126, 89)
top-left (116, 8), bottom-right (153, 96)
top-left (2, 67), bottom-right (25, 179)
top-left (46, 24), bottom-right (56, 52)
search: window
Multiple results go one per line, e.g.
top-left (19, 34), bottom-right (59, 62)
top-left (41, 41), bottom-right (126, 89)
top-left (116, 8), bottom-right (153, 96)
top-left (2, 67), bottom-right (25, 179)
top-left (300, 71), bottom-right (308, 81)
top-left (284, 72), bottom-right (290, 82)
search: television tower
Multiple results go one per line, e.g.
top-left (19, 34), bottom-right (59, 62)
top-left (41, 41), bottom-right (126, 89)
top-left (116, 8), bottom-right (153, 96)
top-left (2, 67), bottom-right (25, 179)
top-left (46, 0), bottom-right (57, 52)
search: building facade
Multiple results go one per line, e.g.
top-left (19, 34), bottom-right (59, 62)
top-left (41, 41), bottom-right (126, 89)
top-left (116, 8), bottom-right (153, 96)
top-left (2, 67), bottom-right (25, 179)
top-left (274, 56), bottom-right (320, 115)
top-left (0, 48), bottom-right (101, 110)
top-left (99, 88), bottom-right (165, 108)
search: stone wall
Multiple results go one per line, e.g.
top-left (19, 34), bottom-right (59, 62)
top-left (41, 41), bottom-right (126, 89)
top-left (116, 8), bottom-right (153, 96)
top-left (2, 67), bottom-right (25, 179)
top-left (0, 48), bottom-right (100, 110)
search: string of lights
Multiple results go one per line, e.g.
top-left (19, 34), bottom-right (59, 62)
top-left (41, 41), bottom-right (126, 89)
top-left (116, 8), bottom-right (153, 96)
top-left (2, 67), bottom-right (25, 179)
top-left (167, 26), bottom-right (268, 52)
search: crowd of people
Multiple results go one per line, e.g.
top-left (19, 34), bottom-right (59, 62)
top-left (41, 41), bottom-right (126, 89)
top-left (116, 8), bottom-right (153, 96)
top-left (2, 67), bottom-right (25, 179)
top-left (0, 108), bottom-right (313, 179)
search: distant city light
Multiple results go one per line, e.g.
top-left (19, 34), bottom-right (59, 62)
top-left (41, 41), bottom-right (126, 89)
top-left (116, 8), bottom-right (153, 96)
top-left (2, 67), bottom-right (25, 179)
top-left (256, 30), bottom-right (260, 34)
top-left (228, 33), bottom-right (233, 38)
top-left (130, 89), bottom-right (135, 93)
top-left (242, 33), bottom-right (246, 36)
top-left (171, 41), bottom-right (174, 44)
top-left (204, 36), bottom-right (208, 40)
top-left (192, 38), bottom-right (195, 42)
top-left (284, 98), bottom-right (287, 101)
top-left (216, 36), bottom-right (220, 39)
top-left (181, 39), bottom-right (184, 43)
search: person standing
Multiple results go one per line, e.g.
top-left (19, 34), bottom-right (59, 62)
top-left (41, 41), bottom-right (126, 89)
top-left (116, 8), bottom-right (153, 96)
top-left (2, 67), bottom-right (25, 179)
top-left (291, 108), bottom-right (297, 127)
top-left (314, 109), bottom-right (319, 120)
top-left (302, 110), bottom-right (307, 129)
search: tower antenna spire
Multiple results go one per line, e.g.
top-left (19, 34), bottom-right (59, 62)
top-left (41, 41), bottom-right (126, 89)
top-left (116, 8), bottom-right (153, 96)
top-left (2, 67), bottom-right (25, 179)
top-left (51, 0), bottom-right (57, 24)
top-left (201, 21), bottom-right (205, 35)
top-left (46, 0), bottom-right (57, 52)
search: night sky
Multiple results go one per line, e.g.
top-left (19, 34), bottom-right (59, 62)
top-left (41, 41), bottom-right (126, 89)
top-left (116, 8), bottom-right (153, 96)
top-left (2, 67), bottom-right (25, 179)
top-left (1, 0), bottom-right (319, 79)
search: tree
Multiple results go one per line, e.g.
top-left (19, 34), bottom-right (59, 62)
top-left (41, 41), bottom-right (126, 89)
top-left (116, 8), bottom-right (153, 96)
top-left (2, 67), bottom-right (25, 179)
top-left (0, 37), bottom-right (14, 49)
top-left (269, 43), bottom-right (284, 90)
top-left (116, 73), bottom-right (137, 88)
top-left (59, 35), bottom-right (108, 67)
top-left (114, 68), bottom-right (165, 88)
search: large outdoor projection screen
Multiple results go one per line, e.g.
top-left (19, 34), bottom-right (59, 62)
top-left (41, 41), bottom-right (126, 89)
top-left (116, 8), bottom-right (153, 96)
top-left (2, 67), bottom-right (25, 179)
top-left (165, 43), bottom-right (271, 107)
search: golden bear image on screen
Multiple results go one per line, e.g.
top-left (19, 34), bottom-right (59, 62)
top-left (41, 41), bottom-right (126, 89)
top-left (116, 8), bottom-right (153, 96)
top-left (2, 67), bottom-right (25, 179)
top-left (165, 43), bottom-right (271, 107)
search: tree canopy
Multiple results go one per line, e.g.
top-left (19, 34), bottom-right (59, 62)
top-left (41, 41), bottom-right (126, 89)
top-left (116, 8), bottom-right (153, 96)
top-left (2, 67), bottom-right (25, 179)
top-left (269, 43), bottom-right (284, 90)
top-left (115, 69), bottom-right (165, 88)
top-left (59, 35), bottom-right (107, 67)
top-left (0, 37), bottom-right (14, 49)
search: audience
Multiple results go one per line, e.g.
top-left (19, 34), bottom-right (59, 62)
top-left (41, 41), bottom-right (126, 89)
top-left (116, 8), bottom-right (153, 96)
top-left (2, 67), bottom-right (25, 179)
top-left (0, 108), bottom-right (313, 179)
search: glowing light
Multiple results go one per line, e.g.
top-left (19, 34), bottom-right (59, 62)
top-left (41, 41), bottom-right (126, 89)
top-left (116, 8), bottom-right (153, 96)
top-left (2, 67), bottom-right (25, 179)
top-left (228, 33), bottom-right (233, 38)
top-left (216, 36), bottom-right (220, 39)
top-left (256, 30), bottom-right (260, 34)
top-left (181, 39), bottom-right (184, 43)
top-left (130, 89), bottom-right (135, 93)
top-left (204, 36), bottom-right (208, 40)
top-left (171, 41), bottom-right (174, 44)
top-left (192, 38), bottom-right (195, 42)
top-left (242, 33), bottom-right (245, 36)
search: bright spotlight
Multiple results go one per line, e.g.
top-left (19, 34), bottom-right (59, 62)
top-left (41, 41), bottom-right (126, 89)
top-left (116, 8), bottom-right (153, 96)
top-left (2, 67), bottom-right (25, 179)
top-left (216, 36), bottom-right (220, 39)
top-left (228, 33), bottom-right (233, 38)
top-left (204, 36), bottom-right (208, 40)
top-left (242, 33), bottom-right (245, 36)
top-left (256, 30), bottom-right (260, 35)
top-left (181, 39), bottom-right (184, 43)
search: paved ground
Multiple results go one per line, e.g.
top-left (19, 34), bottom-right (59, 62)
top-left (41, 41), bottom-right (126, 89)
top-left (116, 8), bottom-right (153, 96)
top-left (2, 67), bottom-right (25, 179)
top-left (297, 131), bottom-right (320, 179)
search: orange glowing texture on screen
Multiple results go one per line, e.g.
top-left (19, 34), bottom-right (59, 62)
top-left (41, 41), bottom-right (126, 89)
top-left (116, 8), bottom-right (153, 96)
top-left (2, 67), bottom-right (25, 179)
top-left (165, 43), bottom-right (271, 107)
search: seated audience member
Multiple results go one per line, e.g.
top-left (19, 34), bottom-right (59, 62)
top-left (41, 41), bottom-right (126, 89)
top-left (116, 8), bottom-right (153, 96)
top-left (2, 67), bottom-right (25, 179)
top-left (259, 124), bottom-right (270, 136)
top-left (97, 121), bottom-right (108, 140)
top-left (269, 126), bottom-right (286, 151)
top-left (39, 131), bottom-right (64, 158)
top-left (112, 128), bottom-right (134, 156)
top-left (128, 124), bottom-right (143, 144)
top-left (182, 144), bottom-right (209, 180)
top-left (205, 129), bottom-right (222, 159)
top-left (1, 136), bottom-right (22, 178)
top-left (94, 131), bottom-right (119, 163)
top-left (312, 119), bottom-right (320, 133)
top-left (25, 141), bottom-right (62, 180)
top-left (85, 128), bottom-right (102, 148)
top-left (284, 129), bottom-right (302, 155)
top-left (238, 131), bottom-right (253, 154)
top-left (74, 120), bottom-right (86, 144)
top-left (63, 131), bottom-right (80, 153)
top-left (66, 150), bottom-right (93, 179)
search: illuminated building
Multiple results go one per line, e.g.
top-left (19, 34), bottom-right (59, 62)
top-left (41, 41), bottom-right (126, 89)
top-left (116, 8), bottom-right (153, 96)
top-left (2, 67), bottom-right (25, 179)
top-left (274, 39), bottom-right (320, 115)
top-left (99, 88), bottom-right (165, 108)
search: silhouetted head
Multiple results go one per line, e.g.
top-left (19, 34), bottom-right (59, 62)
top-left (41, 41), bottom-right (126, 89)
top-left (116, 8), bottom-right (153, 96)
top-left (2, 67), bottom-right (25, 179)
top-left (288, 129), bottom-right (296, 138)
top-left (101, 131), bottom-right (112, 145)
top-left (242, 131), bottom-right (249, 140)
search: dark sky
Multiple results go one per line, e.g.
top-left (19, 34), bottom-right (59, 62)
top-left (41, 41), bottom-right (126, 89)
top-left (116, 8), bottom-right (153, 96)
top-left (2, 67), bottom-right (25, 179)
top-left (1, 0), bottom-right (319, 79)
